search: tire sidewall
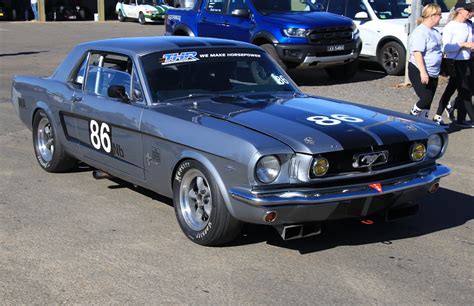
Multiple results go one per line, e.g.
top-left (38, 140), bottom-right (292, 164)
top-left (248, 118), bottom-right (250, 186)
top-left (139, 12), bottom-right (146, 24)
top-left (33, 110), bottom-right (56, 170)
top-left (118, 10), bottom-right (124, 21)
top-left (173, 160), bottom-right (224, 245)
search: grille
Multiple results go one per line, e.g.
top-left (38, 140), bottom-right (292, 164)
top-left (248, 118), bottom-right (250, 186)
top-left (308, 27), bottom-right (353, 45)
top-left (310, 140), bottom-right (428, 179)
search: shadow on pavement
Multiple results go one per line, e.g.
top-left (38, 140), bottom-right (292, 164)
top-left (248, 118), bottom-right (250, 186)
top-left (0, 50), bottom-right (49, 57)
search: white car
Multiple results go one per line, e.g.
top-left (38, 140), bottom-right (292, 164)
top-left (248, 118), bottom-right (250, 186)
top-left (116, 0), bottom-right (171, 24)
top-left (319, 0), bottom-right (451, 75)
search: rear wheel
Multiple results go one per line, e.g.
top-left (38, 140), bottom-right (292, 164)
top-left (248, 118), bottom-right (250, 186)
top-left (117, 10), bottom-right (125, 22)
top-left (324, 59), bottom-right (359, 82)
top-left (32, 110), bottom-right (76, 172)
top-left (138, 12), bottom-right (146, 25)
top-left (173, 160), bottom-right (242, 246)
top-left (379, 41), bottom-right (405, 75)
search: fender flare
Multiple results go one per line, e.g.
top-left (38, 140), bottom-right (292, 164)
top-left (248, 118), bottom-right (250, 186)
top-left (173, 24), bottom-right (195, 36)
top-left (251, 31), bottom-right (279, 45)
top-left (172, 150), bottom-right (237, 217)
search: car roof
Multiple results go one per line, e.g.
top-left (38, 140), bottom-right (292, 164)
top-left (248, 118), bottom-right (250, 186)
top-left (75, 36), bottom-right (261, 56)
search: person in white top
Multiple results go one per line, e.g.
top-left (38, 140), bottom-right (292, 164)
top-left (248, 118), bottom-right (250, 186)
top-left (30, 0), bottom-right (38, 21)
top-left (434, 1), bottom-right (474, 126)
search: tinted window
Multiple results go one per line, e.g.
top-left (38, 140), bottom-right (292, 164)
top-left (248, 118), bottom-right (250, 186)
top-left (206, 0), bottom-right (227, 13)
top-left (141, 48), bottom-right (299, 102)
top-left (228, 0), bottom-right (248, 13)
top-left (252, 0), bottom-right (322, 13)
top-left (346, 0), bottom-right (367, 18)
top-left (326, 0), bottom-right (346, 15)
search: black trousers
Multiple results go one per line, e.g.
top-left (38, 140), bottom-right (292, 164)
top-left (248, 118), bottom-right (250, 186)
top-left (408, 62), bottom-right (439, 110)
top-left (436, 59), bottom-right (473, 121)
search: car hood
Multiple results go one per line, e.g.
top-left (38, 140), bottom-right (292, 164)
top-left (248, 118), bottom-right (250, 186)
top-left (176, 95), bottom-right (437, 154)
top-left (261, 11), bottom-right (353, 28)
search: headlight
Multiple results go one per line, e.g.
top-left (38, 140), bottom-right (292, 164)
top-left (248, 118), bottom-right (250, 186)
top-left (312, 157), bottom-right (329, 177)
top-left (282, 28), bottom-right (308, 38)
top-left (410, 143), bottom-right (426, 162)
top-left (351, 23), bottom-right (360, 39)
top-left (427, 134), bottom-right (443, 158)
top-left (255, 155), bottom-right (281, 184)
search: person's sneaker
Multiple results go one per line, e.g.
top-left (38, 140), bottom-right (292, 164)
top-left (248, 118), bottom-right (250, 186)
top-left (410, 105), bottom-right (422, 117)
top-left (444, 104), bottom-right (456, 122)
top-left (454, 120), bottom-right (473, 128)
top-left (433, 115), bottom-right (449, 126)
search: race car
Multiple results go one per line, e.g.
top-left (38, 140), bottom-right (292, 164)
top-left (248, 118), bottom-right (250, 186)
top-left (11, 36), bottom-right (450, 246)
top-left (116, 0), bottom-right (170, 24)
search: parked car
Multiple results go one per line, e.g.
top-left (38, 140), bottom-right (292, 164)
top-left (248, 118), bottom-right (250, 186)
top-left (46, 0), bottom-right (89, 21)
top-left (116, 0), bottom-right (171, 24)
top-left (165, 0), bottom-right (363, 81)
top-left (12, 36), bottom-right (450, 246)
top-left (317, 0), bottom-right (451, 75)
top-left (165, 0), bottom-right (195, 8)
top-left (0, 1), bottom-right (16, 20)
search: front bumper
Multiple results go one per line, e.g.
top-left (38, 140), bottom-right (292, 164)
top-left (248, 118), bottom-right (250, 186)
top-left (274, 38), bottom-right (362, 68)
top-left (228, 164), bottom-right (450, 225)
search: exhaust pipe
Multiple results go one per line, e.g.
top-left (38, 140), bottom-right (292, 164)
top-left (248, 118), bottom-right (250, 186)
top-left (275, 223), bottom-right (321, 240)
top-left (92, 170), bottom-right (113, 180)
top-left (386, 203), bottom-right (419, 222)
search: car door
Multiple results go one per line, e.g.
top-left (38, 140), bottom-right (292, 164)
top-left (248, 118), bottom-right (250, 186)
top-left (197, 0), bottom-right (228, 38)
top-left (224, 0), bottom-right (254, 42)
top-left (72, 51), bottom-right (145, 180)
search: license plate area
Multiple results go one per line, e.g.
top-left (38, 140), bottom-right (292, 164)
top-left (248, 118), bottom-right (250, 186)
top-left (327, 45), bottom-right (345, 52)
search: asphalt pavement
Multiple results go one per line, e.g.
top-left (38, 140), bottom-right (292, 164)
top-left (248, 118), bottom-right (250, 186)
top-left (0, 21), bottom-right (473, 304)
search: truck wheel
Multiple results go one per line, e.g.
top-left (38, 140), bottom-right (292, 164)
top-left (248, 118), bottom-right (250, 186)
top-left (379, 41), bottom-right (405, 76)
top-left (261, 43), bottom-right (287, 70)
top-left (173, 160), bottom-right (243, 246)
top-left (32, 110), bottom-right (76, 173)
top-left (138, 12), bottom-right (146, 25)
top-left (117, 10), bottom-right (125, 22)
top-left (325, 59), bottom-right (359, 82)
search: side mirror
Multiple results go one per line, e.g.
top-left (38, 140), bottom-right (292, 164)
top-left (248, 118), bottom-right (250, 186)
top-left (231, 9), bottom-right (250, 18)
top-left (354, 11), bottom-right (369, 20)
top-left (108, 85), bottom-right (129, 102)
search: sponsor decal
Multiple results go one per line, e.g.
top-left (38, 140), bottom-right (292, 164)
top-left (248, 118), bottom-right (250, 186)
top-left (161, 51), bottom-right (199, 65)
top-left (167, 14), bottom-right (181, 21)
top-left (369, 183), bottom-right (383, 193)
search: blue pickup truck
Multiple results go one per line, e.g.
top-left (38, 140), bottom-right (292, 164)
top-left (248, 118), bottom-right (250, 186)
top-left (165, 0), bottom-right (362, 80)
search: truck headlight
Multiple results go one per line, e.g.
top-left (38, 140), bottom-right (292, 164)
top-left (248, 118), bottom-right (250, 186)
top-left (351, 23), bottom-right (360, 40)
top-left (410, 143), bottom-right (426, 162)
top-left (427, 134), bottom-right (442, 158)
top-left (256, 155), bottom-right (281, 184)
top-left (283, 28), bottom-right (308, 38)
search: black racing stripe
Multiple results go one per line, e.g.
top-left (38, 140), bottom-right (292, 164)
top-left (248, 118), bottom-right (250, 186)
top-left (368, 123), bottom-right (410, 145)
top-left (171, 38), bottom-right (207, 48)
top-left (265, 105), bottom-right (379, 150)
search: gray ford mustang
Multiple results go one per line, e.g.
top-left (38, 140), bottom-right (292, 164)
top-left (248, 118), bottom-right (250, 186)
top-left (12, 36), bottom-right (450, 246)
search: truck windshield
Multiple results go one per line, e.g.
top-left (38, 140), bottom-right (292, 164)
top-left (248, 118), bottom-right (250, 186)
top-left (141, 48), bottom-right (299, 102)
top-left (252, 0), bottom-right (323, 14)
top-left (370, 0), bottom-right (449, 20)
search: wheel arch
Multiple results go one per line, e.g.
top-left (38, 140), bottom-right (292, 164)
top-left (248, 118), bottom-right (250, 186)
top-left (251, 31), bottom-right (278, 45)
top-left (173, 25), bottom-right (195, 36)
top-left (376, 36), bottom-right (406, 59)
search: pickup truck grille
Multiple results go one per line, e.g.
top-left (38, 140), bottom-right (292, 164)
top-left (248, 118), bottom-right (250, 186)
top-left (307, 27), bottom-right (353, 45)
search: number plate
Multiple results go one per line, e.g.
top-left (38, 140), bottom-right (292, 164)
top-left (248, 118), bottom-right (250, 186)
top-left (327, 45), bottom-right (345, 52)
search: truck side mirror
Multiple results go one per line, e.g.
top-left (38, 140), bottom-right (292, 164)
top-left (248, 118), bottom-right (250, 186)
top-left (231, 9), bottom-right (250, 18)
top-left (354, 11), bottom-right (369, 20)
top-left (108, 85), bottom-right (129, 103)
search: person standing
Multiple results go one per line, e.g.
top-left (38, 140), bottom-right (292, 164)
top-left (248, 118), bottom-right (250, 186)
top-left (434, 1), bottom-right (474, 126)
top-left (31, 0), bottom-right (38, 21)
top-left (408, 3), bottom-right (443, 121)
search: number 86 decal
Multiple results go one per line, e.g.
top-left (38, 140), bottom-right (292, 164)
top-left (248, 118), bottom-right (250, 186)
top-left (307, 114), bottom-right (363, 126)
top-left (90, 120), bottom-right (112, 153)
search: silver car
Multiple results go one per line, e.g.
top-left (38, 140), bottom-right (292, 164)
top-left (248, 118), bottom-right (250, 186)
top-left (11, 36), bottom-right (450, 246)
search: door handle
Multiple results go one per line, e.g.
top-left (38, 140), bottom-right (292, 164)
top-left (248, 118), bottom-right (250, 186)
top-left (71, 96), bottom-right (82, 103)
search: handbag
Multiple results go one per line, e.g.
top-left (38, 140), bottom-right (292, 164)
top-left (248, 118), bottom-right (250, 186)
top-left (440, 49), bottom-right (462, 77)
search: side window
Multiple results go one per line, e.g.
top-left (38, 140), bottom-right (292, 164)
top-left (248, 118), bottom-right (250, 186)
top-left (327, 0), bottom-right (346, 15)
top-left (206, 0), bottom-right (227, 14)
top-left (312, 0), bottom-right (329, 11)
top-left (228, 0), bottom-right (247, 13)
top-left (346, 0), bottom-right (367, 19)
top-left (69, 54), bottom-right (89, 88)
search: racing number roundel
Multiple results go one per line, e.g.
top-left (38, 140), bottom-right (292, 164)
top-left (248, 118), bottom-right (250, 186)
top-left (307, 114), bottom-right (363, 126)
top-left (90, 120), bottom-right (111, 153)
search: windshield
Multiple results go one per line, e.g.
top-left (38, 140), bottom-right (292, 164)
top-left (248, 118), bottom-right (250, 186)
top-left (141, 48), bottom-right (299, 102)
top-left (252, 0), bottom-right (323, 14)
top-left (369, 0), bottom-right (449, 19)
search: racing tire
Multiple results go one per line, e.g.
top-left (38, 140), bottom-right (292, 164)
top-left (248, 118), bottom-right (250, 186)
top-left (260, 43), bottom-right (287, 70)
top-left (32, 110), bottom-right (76, 173)
top-left (173, 160), bottom-right (243, 246)
top-left (324, 59), bottom-right (359, 82)
top-left (138, 12), bottom-right (146, 25)
top-left (118, 10), bottom-right (125, 22)
top-left (379, 41), bottom-right (406, 76)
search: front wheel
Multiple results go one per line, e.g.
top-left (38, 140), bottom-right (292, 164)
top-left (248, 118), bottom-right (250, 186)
top-left (32, 110), bottom-right (76, 172)
top-left (379, 41), bottom-right (406, 75)
top-left (173, 160), bottom-right (242, 246)
top-left (117, 10), bottom-right (125, 22)
top-left (324, 59), bottom-right (359, 82)
top-left (138, 12), bottom-right (146, 25)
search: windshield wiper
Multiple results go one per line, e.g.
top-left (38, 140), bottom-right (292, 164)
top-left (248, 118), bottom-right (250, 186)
top-left (163, 93), bottom-right (219, 103)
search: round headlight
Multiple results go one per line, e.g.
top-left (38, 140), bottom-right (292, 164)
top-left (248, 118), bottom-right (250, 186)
top-left (410, 143), bottom-right (426, 161)
top-left (312, 157), bottom-right (329, 177)
top-left (255, 155), bottom-right (280, 184)
top-left (427, 134), bottom-right (442, 158)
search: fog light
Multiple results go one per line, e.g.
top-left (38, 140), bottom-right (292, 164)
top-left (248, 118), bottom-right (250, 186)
top-left (312, 157), bottom-right (329, 177)
top-left (263, 211), bottom-right (277, 223)
top-left (410, 143), bottom-right (426, 161)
